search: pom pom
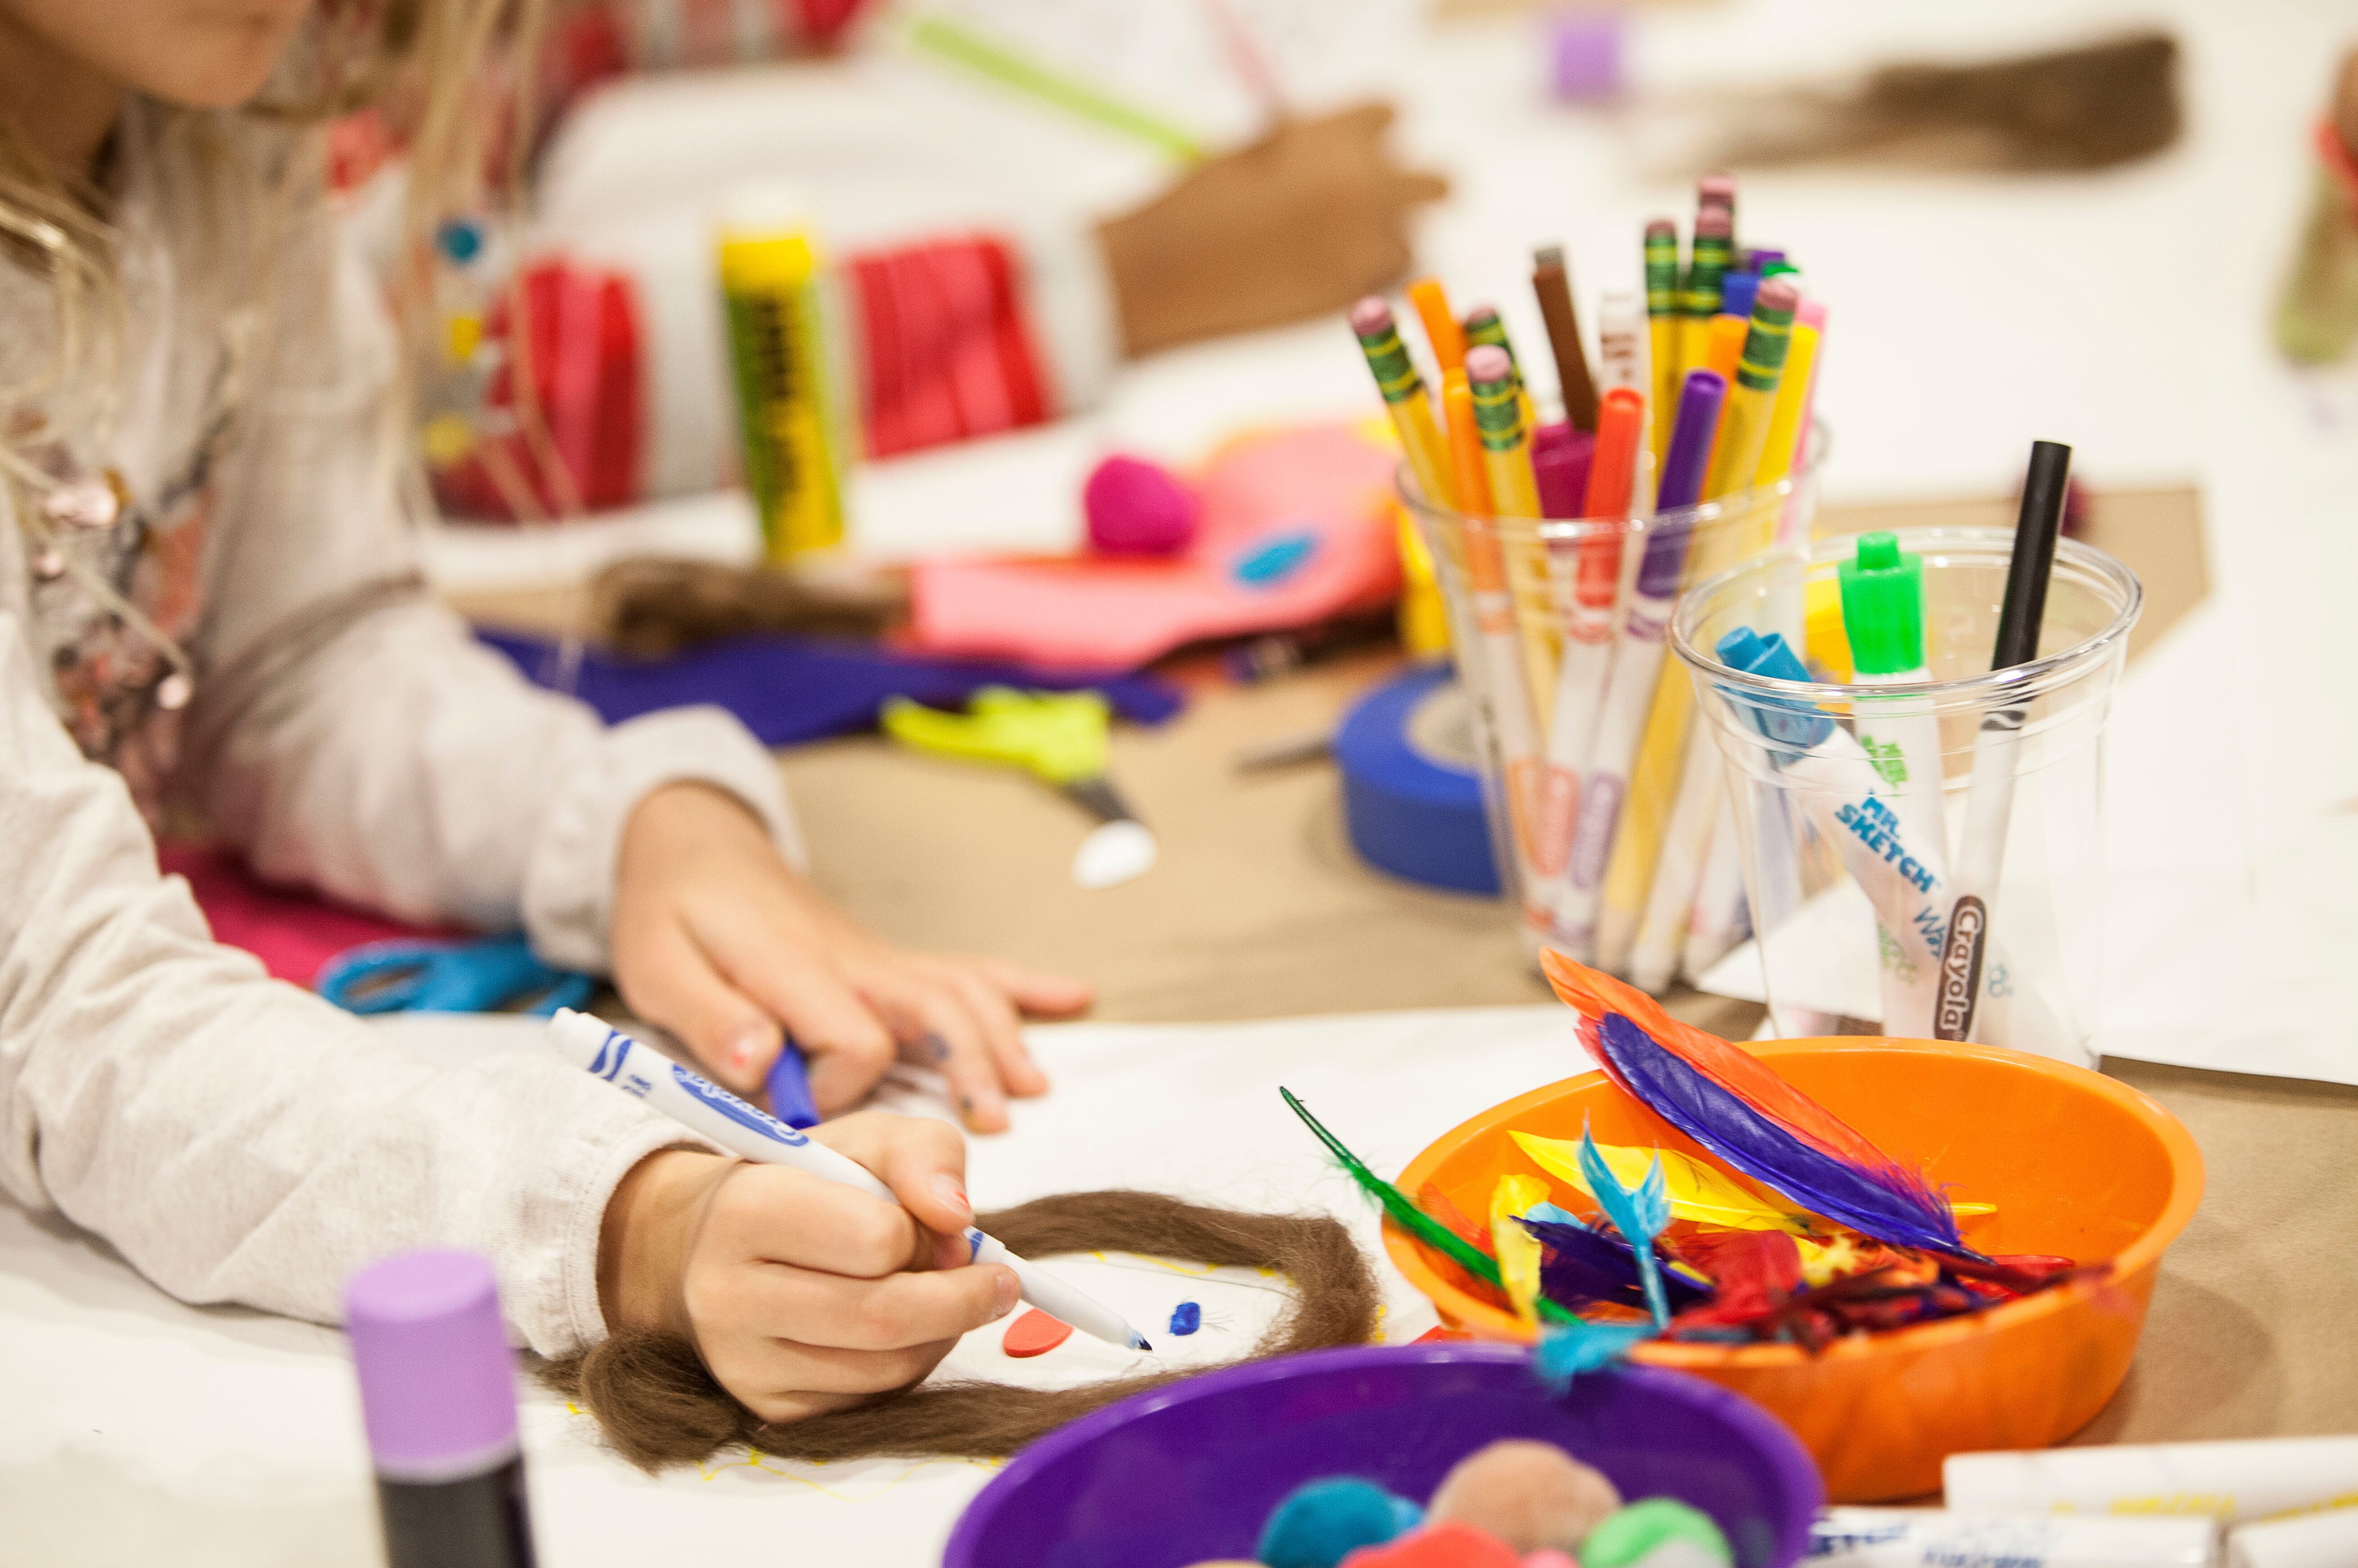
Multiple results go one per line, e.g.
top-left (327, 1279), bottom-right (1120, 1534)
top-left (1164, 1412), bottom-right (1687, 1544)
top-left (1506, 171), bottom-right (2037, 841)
top-left (1085, 454), bottom-right (1198, 556)
top-left (1428, 1440), bottom-right (1623, 1555)
top-left (1580, 1500), bottom-right (1733, 1568)
top-left (1258, 1477), bottom-right (1423, 1568)
top-left (1341, 1521), bottom-right (1523, 1568)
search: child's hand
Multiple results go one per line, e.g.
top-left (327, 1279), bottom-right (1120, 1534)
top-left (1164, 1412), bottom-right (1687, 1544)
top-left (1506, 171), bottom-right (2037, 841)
top-left (609, 783), bottom-right (1091, 1131)
top-left (1098, 101), bottom-right (1450, 356)
top-left (597, 1114), bottom-right (1017, 1422)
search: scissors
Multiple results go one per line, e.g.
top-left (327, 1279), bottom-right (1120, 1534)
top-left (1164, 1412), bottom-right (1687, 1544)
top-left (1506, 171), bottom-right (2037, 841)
top-left (315, 933), bottom-right (597, 1019)
top-left (317, 934), bottom-right (822, 1128)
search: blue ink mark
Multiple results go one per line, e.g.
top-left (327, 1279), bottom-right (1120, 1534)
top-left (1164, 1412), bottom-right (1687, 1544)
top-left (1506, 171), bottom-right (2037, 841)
top-left (1168, 1301), bottom-right (1202, 1336)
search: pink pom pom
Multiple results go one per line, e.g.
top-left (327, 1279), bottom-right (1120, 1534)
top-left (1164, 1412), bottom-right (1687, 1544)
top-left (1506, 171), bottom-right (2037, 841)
top-left (1084, 454), bottom-right (1199, 556)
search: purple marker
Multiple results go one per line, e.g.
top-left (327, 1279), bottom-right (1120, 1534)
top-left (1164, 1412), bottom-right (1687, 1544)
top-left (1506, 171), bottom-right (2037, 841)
top-left (1537, 370), bottom-right (1727, 950)
top-left (347, 1250), bottom-right (537, 1568)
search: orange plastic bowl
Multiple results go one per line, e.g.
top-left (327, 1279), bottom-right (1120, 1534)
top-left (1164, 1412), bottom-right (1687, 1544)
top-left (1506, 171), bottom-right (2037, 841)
top-left (1387, 1038), bottom-right (2203, 1502)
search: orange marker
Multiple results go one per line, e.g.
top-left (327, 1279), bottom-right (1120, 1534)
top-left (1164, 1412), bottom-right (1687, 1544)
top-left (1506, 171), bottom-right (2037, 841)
top-left (1408, 277), bottom-right (1468, 377)
top-left (1442, 369), bottom-right (1494, 517)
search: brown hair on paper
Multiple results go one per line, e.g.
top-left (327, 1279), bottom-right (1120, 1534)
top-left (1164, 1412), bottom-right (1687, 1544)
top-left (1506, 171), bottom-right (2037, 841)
top-left (541, 1191), bottom-right (1383, 1472)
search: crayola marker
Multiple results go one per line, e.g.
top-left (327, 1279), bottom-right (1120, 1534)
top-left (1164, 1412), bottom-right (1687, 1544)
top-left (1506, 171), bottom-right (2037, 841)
top-left (1532, 386), bottom-right (1644, 897)
top-left (1350, 296), bottom-right (1455, 511)
top-left (1644, 220), bottom-right (1681, 463)
top-left (1468, 344), bottom-right (1562, 739)
top-left (719, 192), bottom-right (852, 559)
top-left (1625, 279), bottom-right (1805, 988)
top-left (1551, 370), bottom-right (1722, 954)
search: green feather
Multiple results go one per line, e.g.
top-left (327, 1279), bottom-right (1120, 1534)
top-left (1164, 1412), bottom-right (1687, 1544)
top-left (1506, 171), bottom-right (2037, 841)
top-left (1280, 1087), bottom-right (1577, 1326)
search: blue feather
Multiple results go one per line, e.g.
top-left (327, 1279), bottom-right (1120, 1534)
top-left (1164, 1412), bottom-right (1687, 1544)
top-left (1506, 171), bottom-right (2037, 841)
top-left (1592, 1014), bottom-right (1974, 1257)
top-left (1531, 1320), bottom-right (1655, 1393)
top-left (1578, 1125), bottom-right (1675, 1327)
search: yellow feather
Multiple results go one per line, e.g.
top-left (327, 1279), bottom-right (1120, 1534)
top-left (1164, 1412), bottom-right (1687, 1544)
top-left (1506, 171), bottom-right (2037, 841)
top-left (1511, 1131), bottom-right (1815, 1234)
top-left (1490, 1173), bottom-right (1552, 1323)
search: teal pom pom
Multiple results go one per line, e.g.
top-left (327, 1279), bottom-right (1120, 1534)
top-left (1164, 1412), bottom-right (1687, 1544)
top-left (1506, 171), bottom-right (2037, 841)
top-left (1257, 1476), bottom-right (1423, 1568)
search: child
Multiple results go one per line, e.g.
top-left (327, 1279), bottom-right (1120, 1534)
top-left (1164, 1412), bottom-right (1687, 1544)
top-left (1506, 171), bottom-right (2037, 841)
top-left (0, 0), bottom-right (1115, 1424)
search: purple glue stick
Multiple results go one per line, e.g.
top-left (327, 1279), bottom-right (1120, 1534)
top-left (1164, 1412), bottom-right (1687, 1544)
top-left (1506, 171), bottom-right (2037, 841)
top-left (347, 1249), bottom-right (537, 1568)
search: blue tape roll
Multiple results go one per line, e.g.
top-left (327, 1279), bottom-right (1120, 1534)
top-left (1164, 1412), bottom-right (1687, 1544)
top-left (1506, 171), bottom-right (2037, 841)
top-left (1335, 665), bottom-right (1501, 896)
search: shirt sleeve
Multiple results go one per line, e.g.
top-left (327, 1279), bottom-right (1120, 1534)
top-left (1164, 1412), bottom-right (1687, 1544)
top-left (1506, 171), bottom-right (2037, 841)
top-left (0, 589), bottom-right (695, 1355)
top-left (182, 199), bottom-right (803, 975)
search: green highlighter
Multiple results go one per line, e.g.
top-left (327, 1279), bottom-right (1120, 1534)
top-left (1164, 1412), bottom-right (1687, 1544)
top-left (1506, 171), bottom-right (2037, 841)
top-left (880, 687), bottom-right (1156, 889)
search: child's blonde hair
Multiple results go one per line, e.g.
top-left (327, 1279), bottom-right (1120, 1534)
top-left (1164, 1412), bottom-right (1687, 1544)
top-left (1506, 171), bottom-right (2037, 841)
top-left (0, 0), bottom-right (551, 452)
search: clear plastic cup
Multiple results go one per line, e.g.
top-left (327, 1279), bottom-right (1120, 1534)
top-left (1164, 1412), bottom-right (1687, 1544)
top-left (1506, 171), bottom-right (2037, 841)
top-left (1670, 528), bottom-right (2142, 1063)
top-left (1401, 433), bottom-right (1823, 980)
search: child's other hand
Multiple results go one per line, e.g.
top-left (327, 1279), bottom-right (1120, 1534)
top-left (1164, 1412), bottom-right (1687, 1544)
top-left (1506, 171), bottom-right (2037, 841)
top-left (609, 783), bottom-right (1091, 1131)
top-left (1098, 100), bottom-right (1450, 356)
top-left (597, 1116), bottom-right (1017, 1422)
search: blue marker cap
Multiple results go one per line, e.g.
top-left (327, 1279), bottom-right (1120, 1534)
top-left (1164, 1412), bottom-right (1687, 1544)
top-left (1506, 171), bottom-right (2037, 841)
top-left (766, 1041), bottom-right (820, 1129)
top-left (1720, 271), bottom-right (1761, 322)
top-left (1716, 627), bottom-right (1833, 751)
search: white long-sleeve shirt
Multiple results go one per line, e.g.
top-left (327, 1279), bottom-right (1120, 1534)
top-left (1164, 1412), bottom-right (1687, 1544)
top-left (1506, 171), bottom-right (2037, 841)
top-left (0, 104), bottom-right (780, 1356)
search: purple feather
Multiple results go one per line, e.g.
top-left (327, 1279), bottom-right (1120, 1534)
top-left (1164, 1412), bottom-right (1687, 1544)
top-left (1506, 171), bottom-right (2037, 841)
top-left (1592, 1014), bottom-right (1976, 1258)
top-left (1523, 1218), bottom-right (1710, 1312)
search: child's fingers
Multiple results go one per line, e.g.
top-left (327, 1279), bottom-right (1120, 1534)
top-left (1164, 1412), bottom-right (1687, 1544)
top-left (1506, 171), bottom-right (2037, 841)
top-left (944, 968), bottom-right (1050, 1100)
top-left (699, 924), bottom-right (898, 1114)
top-left (866, 980), bottom-right (1011, 1133)
top-left (704, 1163), bottom-right (927, 1278)
top-left (969, 957), bottom-right (1094, 1020)
top-left (706, 1339), bottom-right (955, 1424)
top-left (741, 1264), bottom-right (1019, 1355)
top-left (614, 916), bottom-right (784, 1096)
top-left (804, 1111), bottom-right (975, 1240)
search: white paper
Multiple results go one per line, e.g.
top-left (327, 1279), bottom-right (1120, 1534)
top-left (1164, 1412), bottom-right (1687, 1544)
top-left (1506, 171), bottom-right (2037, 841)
top-left (3, 1006), bottom-right (1608, 1566)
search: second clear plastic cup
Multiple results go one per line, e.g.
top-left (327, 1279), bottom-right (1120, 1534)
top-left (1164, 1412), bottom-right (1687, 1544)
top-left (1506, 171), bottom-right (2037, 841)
top-left (1671, 528), bottom-right (2142, 1064)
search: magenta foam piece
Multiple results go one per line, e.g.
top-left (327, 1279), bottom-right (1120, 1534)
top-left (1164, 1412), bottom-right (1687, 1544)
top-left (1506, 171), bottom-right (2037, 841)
top-left (1550, 12), bottom-right (1626, 102)
top-left (346, 1250), bottom-right (519, 1479)
top-left (1084, 454), bottom-right (1199, 557)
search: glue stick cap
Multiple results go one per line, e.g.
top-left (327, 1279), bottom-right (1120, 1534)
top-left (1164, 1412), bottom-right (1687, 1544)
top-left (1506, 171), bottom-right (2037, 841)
top-left (1837, 531), bottom-right (1925, 676)
top-left (346, 1249), bottom-right (520, 1483)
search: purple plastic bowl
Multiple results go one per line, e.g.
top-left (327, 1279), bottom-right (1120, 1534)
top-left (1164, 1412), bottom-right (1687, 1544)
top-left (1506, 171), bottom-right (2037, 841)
top-left (943, 1343), bottom-right (1820, 1568)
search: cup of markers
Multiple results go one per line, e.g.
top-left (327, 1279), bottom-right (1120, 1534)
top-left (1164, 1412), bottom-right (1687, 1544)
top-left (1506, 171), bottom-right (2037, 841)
top-left (1669, 525), bottom-right (2141, 1065)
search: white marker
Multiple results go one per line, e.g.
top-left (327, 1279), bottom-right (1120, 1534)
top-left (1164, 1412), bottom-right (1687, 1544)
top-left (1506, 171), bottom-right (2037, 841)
top-left (1944, 1437), bottom-right (2358, 1527)
top-left (1810, 1508), bottom-right (2217, 1568)
top-left (546, 1010), bottom-right (1152, 1352)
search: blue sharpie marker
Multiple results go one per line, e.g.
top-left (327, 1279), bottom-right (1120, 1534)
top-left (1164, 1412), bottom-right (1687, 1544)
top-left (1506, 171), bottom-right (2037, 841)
top-left (546, 1010), bottom-right (1150, 1352)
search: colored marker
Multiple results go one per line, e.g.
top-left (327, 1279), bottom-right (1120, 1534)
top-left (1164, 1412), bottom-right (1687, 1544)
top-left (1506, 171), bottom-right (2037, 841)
top-left (1551, 370), bottom-right (1722, 951)
top-left (1934, 441), bottom-right (2070, 1046)
top-left (1712, 629), bottom-right (2075, 1060)
top-left (1719, 270), bottom-right (1762, 323)
top-left (1468, 343), bottom-right (1563, 736)
top-left (1809, 1508), bottom-right (2219, 1568)
top-left (545, 1010), bottom-right (1154, 1352)
top-left (1532, 244), bottom-right (1601, 432)
top-left (1700, 313), bottom-right (1750, 408)
top-left (1445, 370), bottom-right (1545, 882)
top-left (1406, 276), bottom-right (1467, 377)
top-left (1679, 209), bottom-right (1734, 383)
top-left (1644, 220), bottom-right (1681, 464)
top-left (1837, 532), bottom-right (1948, 1034)
top-left (765, 1040), bottom-right (820, 1128)
top-left (347, 1250), bottom-right (537, 1568)
top-left (1350, 297), bottom-right (1455, 512)
top-left (1627, 279), bottom-right (1807, 987)
top-left (1533, 386), bottom-right (1644, 889)
top-left (1595, 288), bottom-right (1647, 399)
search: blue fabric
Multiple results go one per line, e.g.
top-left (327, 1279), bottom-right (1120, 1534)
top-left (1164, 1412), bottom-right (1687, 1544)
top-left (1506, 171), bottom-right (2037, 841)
top-left (477, 629), bottom-right (1185, 749)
